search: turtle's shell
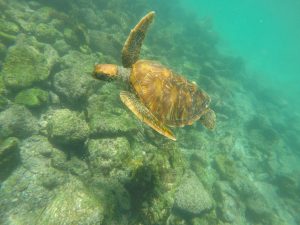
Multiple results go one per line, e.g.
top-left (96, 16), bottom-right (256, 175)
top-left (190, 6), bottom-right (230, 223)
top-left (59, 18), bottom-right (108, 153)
top-left (130, 60), bottom-right (211, 127)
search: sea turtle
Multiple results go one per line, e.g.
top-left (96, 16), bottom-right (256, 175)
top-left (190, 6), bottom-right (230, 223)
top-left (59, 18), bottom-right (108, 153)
top-left (93, 11), bottom-right (216, 141)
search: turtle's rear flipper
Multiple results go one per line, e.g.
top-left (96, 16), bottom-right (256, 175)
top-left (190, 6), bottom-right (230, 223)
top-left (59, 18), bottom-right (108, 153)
top-left (120, 91), bottom-right (176, 141)
top-left (122, 11), bottom-right (155, 68)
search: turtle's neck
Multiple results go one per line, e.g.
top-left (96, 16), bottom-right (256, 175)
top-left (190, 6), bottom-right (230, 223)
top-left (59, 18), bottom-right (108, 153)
top-left (117, 66), bottom-right (131, 83)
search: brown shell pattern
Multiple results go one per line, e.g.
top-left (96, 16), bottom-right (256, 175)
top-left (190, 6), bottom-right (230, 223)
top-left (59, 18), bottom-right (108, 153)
top-left (130, 60), bottom-right (211, 127)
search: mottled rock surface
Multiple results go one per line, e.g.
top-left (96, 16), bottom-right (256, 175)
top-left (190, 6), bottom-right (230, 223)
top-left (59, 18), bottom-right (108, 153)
top-left (87, 89), bottom-right (138, 136)
top-left (87, 137), bottom-right (131, 177)
top-left (37, 177), bottom-right (104, 225)
top-left (2, 41), bottom-right (58, 89)
top-left (174, 170), bottom-right (213, 215)
top-left (0, 135), bottom-right (66, 224)
top-left (46, 109), bottom-right (90, 145)
top-left (0, 105), bottom-right (38, 139)
top-left (14, 87), bottom-right (49, 108)
top-left (0, 137), bottom-right (19, 181)
top-left (53, 68), bottom-right (94, 105)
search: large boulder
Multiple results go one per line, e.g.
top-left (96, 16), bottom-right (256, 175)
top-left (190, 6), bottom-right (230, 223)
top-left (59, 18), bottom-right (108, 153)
top-left (33, 23), bottom-right (61, 44)
top-left (59, 50), bottom-right (98, 73)
top-left (0, 135), bottom-right (66, 224)
top-left (2, 39), bottom-right (58, 89)
top-left (174, 170), bottom-right (213, 215)
top-left (214, 181), bottom-right (246, 224)
top-left (53, 68), bottom-right (94, 106)
top-left (0, 104), bottom-right (39, 139)
top-left (86, 137), bottom-right (130, 177)
top-left (87, 84), bottom-right (138, 136)
top-left (46, 109), bottom-right (90, 145)
top-left (37, 177), bottom-right (104, 225)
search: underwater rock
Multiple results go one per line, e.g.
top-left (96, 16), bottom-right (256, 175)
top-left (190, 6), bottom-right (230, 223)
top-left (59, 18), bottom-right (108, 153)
top-left (33, 23), bottom-right (61, 44)
top-left (20, 135), bottom-right (57, 172)
top-left (0, 31), bottom-right (16, 46)
top-left (174, 170), bottom-right (213, 215)
top-left (0, 104), bottom-right (38, 139)
top-left (37, 177), bottom-right (104, 225)
top-left (53, 39), bottom-right (71, 56)
top-left (245, 194), bottom-right (282, 225)
top-left (213, 181), bottom-right (246, 224)
top-left (88, 30), bottom-right (122, 59)
top-left (0, 77), bottom-right (7, 109)
top-left (59, 50), bottom-right (98, 73)
top-left (0, 95), bottom-right (9, 111)
top-left (46, 109), bottom-right (90, 145)
top-left (2, 40), bottom-right (58, 89)
top-left (0, 75), bottom-right (7, 98)
top-left (0, 19), bottom-right (20, 35)
top-left (0, 137), bottom-right (19, 181)
top-left (245, 115), bottom-right (280, 146)
top-left (213, 154), bottom-right (238, 181)
top-left (53, 67), bottom-right (95, 106)
top-left (274, 173), bottom-right (300, 200)
top-left (14, 87), bottom-right (49, 108)
top-left (77, 7), bottom-right (101, 29)
top-left (87, 90), bottom-right (138, 136)
top-left (63, 24), bottom-right (89, 49)
top-left (0, 43), bottom-right (7, 58)
top-left (0, 135), bottom-right (66, 224)
top-left (20, 135), bottom-right (68, 188)
top-left (0, 166), bottom-right (55, 224)
top-left (125, 141), bottom-right (185, 224)
top-left (87, 137), bottom-right (130, 177)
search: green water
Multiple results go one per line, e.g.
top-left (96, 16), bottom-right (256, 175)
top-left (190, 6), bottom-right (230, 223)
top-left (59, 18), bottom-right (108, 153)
top-left (183, 0), bottom-right (300, 103)
top-left (0, 0), bottom-right (299, 224)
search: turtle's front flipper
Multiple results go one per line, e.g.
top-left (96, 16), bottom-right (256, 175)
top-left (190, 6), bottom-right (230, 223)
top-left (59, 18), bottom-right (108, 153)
top-left (120, 91), bottom-right (176, 141)
top-left (122, 11), bottom-right (155, 68)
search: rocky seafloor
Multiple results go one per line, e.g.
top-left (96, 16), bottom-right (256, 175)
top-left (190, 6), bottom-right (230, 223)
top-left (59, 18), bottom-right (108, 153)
top-left (0, 0), bottom-right (299, 224)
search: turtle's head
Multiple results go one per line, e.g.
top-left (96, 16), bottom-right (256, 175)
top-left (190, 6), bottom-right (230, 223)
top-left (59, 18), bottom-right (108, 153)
top-left (93, 64), bottom-right (118, 81)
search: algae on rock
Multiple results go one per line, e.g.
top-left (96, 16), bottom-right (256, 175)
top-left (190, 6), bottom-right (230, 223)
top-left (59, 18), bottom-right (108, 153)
top-left (87, 137), bottom-right (131, 178)
top-left (15, 87), bottom-right (49, 108)
top-left (0, 105), bottom-right (39, 139)
top-left (37, 177), bottom-right (104, 225)
top-left (0, 135), bottom-right (66, 224)
top-left (59, 50), bottom-right (99, 73)
top-left (0, 137), bottom-right (19, 181)
top-left (53, 68), bottom-right (95, 106)
top-left (33, 23), bottom-right (61, 44)
top-left (87, 89), bottom-right (138, 136)
top-left (46, 109), bottom-right (90, 145)
top-left (2, 39), bottom-right (58, 89)
top-left (125, 141), bottom-right (186, 224)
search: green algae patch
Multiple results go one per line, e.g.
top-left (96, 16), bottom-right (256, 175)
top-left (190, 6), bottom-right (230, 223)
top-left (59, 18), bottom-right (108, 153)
top-left (15, 88), bottom-right (49, 108)
top-left (2, 43), bottom-right (57, 89)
